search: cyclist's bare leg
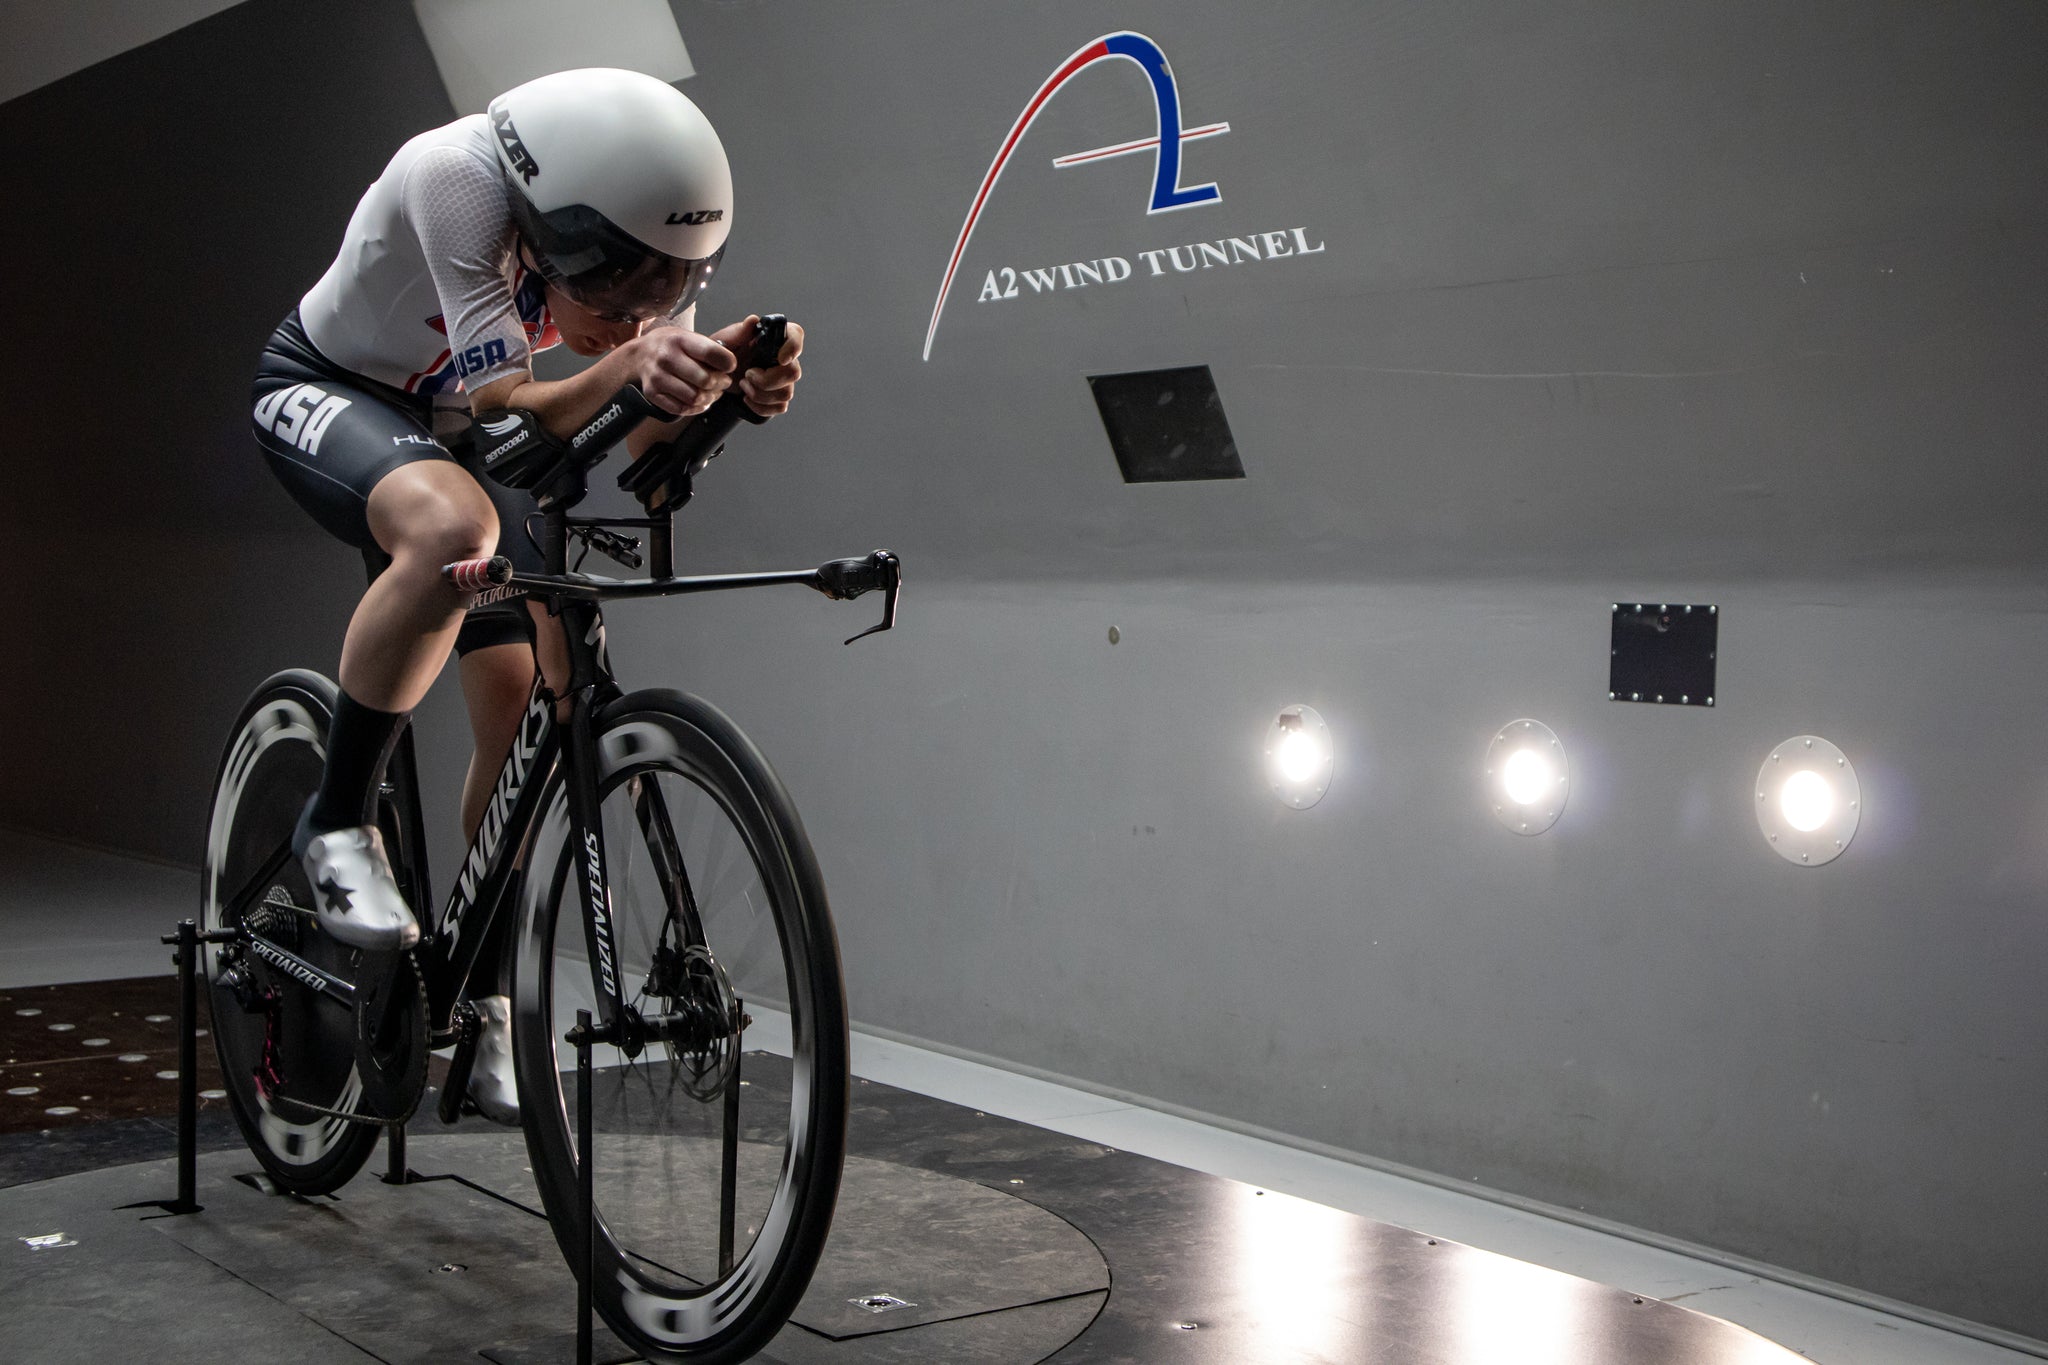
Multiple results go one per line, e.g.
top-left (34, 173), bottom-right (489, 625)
top-left (346, 461), bottom-right (500, 710)
top-left (456, 605), bottom-right (571, 837)
top-left (452, 608), bottom-right (568, 1123)
top-left (294, 461), bottom-right (497, 950)
top-left (459, 643), bottom-right (533, 840)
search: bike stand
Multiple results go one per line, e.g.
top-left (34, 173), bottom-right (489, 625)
top-left (566, 1009), bottom-right (597, 1365)
top-left (384, 1118), bottom-right (415, 1185)
top-left (119, 927), bottom-right (715, 1362)
top-left (554, 1005), bottom-right (746, 1365)
top-left (120, 918), bottom-right (238, 1218)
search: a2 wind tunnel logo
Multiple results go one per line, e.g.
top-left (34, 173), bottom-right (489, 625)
top-left (923, 31), bottom-right (1324, 360)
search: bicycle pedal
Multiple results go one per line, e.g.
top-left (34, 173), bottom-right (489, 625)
top-left (436, 1001), bottom-right (484, 1125)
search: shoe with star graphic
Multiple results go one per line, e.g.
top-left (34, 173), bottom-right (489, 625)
top-left (300, 826), bottom-right (420, 950)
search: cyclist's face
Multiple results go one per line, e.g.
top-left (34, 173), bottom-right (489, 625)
top-left (545, 283), bottom-right (644, 356)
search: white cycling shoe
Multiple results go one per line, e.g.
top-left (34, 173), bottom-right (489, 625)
top-left (467, 995), bottom-right (520, 1125)
top-left (300, 826), bottom-right (421, 951)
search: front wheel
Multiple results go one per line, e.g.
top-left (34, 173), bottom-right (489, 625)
top-left (512, 689), bottom-right (849, 1364)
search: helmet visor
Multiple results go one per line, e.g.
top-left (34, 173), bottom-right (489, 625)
top-left (521, 202), bottom-right (722, 322)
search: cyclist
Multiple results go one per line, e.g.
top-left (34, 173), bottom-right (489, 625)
top-left (249, 67), bottom-right (803, 1121)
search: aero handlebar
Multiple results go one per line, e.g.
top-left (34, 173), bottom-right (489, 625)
top-left (442, 313), bottom-right (899, 644)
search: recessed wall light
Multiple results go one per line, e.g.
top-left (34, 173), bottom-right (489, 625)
top-left (1266, 705), bottom-right (1332, 809)
top-left (1756, 736), bottom-right (1860, 866)
top-left (1485, 719), bottom-right (1568, 835)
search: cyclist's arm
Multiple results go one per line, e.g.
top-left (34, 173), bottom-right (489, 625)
top-left (469, 327), bottom-right (736, 438)
top-left (626, 405), bottom-right (691, 460)
top-left (622, 312), bottom-right (706, 459)
top-left (616, 315), bottom-right (807, 459)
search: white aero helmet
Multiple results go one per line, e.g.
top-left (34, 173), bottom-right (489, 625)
top-left (487, 68), bottom-right (733, 321)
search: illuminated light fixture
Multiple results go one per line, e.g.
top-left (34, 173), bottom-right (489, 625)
top-left (1265, 705), bottom-right (1332, 809)
top-left (1485, 719), bottom-right (1568, 835)
top-left (1756, 735), bottom-right (1860, 866)
top-left (411, 0), bottom-right (695, 115)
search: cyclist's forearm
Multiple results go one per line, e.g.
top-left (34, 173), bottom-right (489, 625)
top-left (626, 411), bottom-right (690, 460)
top-left (468, 342), bottom-right (644, 443)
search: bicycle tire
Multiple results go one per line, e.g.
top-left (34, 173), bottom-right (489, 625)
top-left (511, 688), bottom-right (849, 1364)
top-left (200, 669), bottom-right (383, 1194)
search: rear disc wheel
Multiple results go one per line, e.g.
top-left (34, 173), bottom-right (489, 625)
top-left (201, 670), bottom-right (388, 1194)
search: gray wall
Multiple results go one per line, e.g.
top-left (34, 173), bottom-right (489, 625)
top-left (0, 0), bottom-right (247, 104)
top-left (5, 0), bottom-right (2046, 1342)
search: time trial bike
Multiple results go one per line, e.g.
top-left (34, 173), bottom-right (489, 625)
top-left (199, 317), bottom-right (898, 1363)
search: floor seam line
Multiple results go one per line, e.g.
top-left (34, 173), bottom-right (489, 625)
top-left (146, 1216), bottom-right (394, 1363)
top-left (811, 1286), bottom-right (1110, 1343)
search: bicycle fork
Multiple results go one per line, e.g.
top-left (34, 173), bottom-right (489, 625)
top-left (563, 685), bottom-right (631, 1049)
top-left (552, 602), bottom-right (746, 1273)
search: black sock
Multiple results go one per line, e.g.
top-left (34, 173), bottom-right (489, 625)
top-left (294, 691), bottom-right (408, 855)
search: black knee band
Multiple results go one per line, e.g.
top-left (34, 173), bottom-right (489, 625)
top-left (456, 602), bottom-right (537, 657)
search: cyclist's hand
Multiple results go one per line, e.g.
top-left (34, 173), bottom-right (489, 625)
top-left (634, 325), bottom-right (736, 418)
top-left (709, 315), bottom-right (805, 419)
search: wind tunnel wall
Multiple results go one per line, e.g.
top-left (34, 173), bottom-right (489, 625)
top-left (1, 0), bottom-right (2044, 1342)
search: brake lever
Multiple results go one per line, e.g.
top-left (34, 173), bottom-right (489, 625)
top-left (844, 582), bottom-right (898, 645)
top-left (843, 551), bottom-right (900, 646)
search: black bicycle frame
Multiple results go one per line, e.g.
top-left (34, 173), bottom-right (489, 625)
top-left (398, 670), bottom-right (567, 1037)
top-left (364, 581), bottom-right (629, 1044)
top-left (224, 372), bottom-right (897, 1056)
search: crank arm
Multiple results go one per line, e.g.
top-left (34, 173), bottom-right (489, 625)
top-left (436, 1001), bottom-right (482, 1125)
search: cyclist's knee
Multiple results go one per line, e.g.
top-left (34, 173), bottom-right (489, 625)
top-left (388, 495), bottom-right (497, 571)
top-left (369, 464), bottom-right (499, 568)
top-left (421, 503), bottom-right (496, 567)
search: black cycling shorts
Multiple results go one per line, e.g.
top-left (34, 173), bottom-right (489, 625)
top-left (251, 311), bottom-right (538, 656)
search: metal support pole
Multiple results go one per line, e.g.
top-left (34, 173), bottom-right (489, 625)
top-left (719, 1040), bottom-right (741, 1276)
top-left (131, 920), bottom-right (237, 1217)
top-left (576, 1009), bottom-right (594, 1365)
top-left (174, 919), bottom-right (200, 1214)
top-left (383, 1122), bottom-right (409, 1185)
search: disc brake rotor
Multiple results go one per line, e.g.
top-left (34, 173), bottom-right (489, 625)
top-left (672, 944), bottom-right (743, 1102)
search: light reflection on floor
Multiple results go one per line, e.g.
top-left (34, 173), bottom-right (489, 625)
top-left (1443, 1239), bottom-right (1590, 1365)
top-left (1224, 1182), bottom-right (1378, 1358)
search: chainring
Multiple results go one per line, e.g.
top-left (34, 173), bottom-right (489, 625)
top-left (352, 948), bottom-right (429, 1123)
